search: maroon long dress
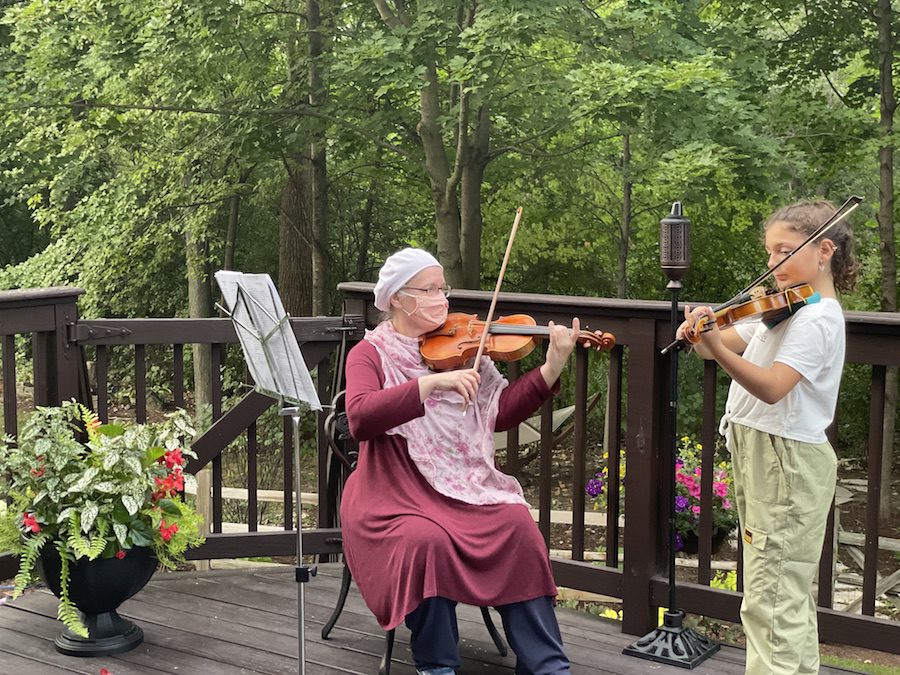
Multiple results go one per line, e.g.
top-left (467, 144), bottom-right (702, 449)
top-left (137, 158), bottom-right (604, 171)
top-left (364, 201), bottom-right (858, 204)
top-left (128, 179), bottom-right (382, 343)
top-left (340, 339), bottom-right (559, 630)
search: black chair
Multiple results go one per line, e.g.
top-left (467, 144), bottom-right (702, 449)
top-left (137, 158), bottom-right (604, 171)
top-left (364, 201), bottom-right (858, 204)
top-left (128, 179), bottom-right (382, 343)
top-left (320, 391), bottom-right (508, 675)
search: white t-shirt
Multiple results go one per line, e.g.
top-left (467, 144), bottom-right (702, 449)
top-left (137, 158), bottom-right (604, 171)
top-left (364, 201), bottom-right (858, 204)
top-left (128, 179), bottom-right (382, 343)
top-left (719, 297), bottom-right (845, 444)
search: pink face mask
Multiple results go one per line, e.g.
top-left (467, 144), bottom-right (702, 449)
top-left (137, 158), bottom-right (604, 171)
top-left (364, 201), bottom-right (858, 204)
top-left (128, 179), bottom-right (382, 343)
top-left (400, 294), bottom-right (448, 331)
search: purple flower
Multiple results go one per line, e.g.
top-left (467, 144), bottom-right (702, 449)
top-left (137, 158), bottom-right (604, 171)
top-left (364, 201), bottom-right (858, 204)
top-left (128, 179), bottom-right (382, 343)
top-left (674, 532), bottom-right (684, 552)
top-left (675, 495), bottom-right (689, 512)
top-left (585, 478), bottom-right (604, 498)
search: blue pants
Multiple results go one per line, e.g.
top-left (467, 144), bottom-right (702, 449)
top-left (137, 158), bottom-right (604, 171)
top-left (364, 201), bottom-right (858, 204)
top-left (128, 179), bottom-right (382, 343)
top-left (405, 596), bottom-right (570, 674)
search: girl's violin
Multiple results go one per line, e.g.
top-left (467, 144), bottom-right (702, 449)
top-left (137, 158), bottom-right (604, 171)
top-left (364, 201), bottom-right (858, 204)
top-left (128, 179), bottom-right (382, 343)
top-left (420, 313), bottom-right (616, 371)
top-left (670, 284), bottom-right (819, 352)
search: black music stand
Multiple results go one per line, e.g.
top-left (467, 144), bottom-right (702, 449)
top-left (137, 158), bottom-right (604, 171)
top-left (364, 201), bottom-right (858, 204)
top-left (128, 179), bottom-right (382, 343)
top-left (215, 270), bottom-right (322, 675)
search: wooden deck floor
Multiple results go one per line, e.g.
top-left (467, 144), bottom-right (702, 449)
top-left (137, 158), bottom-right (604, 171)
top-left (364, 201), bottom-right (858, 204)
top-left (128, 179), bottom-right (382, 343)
top-left (0, 562), bottom-right (859, 674)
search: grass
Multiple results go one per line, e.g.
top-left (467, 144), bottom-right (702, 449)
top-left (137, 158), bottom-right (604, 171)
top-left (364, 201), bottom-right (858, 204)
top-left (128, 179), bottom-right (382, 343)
top-left (821, 655), bottom-right (900, 674)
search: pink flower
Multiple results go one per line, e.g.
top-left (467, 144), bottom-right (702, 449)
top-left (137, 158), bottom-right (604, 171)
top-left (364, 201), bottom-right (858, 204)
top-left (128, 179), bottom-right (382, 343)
top-left (713, 481), bottom-right (729, 498)
top-left (100, 668), bottom-right (112, 675)
top-left (691, 505), bottom-right (701, 514)
top-left (115, 550), bottom-right (126, 560)
top-left (722, 499), bottom-right (732, 510)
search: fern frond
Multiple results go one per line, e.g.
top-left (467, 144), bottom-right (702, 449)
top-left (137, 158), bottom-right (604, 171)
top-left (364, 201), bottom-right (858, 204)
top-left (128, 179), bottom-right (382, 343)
top-left (66, 512), bottom-right (107, 559)
top-left (56, 550), bottom-right (88, 638)
top-left (11, 532), bottom-right (49, 597)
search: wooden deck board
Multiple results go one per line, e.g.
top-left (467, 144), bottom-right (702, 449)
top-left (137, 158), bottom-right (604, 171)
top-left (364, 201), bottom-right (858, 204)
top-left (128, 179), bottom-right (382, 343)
top-left (0, 563), bottom-right (860, 674)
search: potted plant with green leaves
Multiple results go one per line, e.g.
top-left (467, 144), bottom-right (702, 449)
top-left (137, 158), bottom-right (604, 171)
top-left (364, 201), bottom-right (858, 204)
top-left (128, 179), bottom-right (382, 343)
top-left (0, 400), bottom-right (205, 656)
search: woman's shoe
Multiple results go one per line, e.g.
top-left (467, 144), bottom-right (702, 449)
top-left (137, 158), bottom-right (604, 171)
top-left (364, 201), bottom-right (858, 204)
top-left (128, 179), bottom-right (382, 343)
top-left (416, 669), bottom-right (455, 675)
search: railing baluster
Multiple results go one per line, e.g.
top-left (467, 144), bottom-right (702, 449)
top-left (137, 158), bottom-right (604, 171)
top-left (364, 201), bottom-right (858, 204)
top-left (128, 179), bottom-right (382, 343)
top-left (211, 343), bottom-right (223, 534)
top-left (505, 360), bottom-right (521, 476)
top-left (606, 346), bottom-right (623, 569)
top-left (283, 415), bottom-right (294, 531)
top-left (135, 344), bottom-right (147, 423)
top-left (3, 335), bottom-right (17, 438)
top-left (32, 332), bottom-right (50, 406)
top-left (173, 344), bottom-right (184, 409)
top-left (818, 418), bottom-right (840, 608)
top-left (248, 420), bottom-right (258, 532)
top-left (96, 345), bottom-right (109, 423)
top-left (698, 360), bottom-right (717, 584)
top-left (571, 348), bottom-right (588, 562)
top-left (862, 364), bottom-right (886, 616)
top-left (539, 395), bottom-right (553, 548)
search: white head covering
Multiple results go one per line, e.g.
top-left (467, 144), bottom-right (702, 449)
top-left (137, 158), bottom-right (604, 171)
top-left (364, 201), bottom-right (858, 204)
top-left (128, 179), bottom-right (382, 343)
top-left (373, 247), bottom-right (442, 311)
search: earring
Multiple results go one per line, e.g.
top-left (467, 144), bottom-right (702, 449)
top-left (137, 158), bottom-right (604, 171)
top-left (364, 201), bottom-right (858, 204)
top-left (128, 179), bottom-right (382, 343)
top-left (819, 262), bottom-right (825, 272)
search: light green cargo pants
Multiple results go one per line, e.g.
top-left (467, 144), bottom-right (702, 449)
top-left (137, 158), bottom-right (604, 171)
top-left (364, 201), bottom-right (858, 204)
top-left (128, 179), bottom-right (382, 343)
top-left (728, 423), bottom-right (837, 675)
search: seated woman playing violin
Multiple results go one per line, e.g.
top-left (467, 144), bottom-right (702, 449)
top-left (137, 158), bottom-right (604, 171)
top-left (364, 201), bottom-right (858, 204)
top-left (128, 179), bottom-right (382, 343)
top-left (340, 247), bottom-right (578, 675)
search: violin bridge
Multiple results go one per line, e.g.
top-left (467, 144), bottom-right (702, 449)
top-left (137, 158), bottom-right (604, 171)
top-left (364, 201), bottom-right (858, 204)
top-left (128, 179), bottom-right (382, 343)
top-left (749, 286), bottom-right (766, 300)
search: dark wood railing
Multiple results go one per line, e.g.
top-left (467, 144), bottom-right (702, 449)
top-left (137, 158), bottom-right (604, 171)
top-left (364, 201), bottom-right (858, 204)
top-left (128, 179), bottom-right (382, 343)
top-left (1, 284), bottom-right (898, 654)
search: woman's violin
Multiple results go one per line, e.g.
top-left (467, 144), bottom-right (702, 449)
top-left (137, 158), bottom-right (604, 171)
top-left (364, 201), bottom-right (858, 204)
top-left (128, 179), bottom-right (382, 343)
top-left (420, 313), bottom-right (616, 371)
top-left (665, 284), bottom-right (819, 353)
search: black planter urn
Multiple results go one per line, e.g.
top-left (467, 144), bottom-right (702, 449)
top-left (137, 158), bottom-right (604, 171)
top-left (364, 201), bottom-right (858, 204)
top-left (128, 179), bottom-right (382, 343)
top-left (678, 528), bottom-right (731, 556)
top-left (39, 545), bottom-right (158, 657)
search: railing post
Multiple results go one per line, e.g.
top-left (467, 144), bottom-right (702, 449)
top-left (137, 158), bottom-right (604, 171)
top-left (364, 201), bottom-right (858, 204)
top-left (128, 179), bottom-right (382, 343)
top-left (621, 317), bottom-right (665, 635)
top-left (0, 288), bottom-right (84, 408)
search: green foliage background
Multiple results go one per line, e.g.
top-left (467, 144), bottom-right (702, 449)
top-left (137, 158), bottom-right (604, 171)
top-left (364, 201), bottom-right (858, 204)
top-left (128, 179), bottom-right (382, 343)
top-left (0, 0), bottom-right (897, 460)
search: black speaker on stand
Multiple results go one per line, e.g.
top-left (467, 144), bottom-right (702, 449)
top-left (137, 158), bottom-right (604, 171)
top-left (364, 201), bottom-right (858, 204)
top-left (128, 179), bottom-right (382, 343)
top-left (622, 201), bottom-right (720, 668)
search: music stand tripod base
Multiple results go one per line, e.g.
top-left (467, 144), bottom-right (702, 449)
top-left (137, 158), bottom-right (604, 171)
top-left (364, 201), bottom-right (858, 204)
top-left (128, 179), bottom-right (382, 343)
top-left (622, 610), bottom-right (720, 669)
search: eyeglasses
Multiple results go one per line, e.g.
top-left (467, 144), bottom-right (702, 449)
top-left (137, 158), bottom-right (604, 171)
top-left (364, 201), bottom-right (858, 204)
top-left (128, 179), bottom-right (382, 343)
top-left (399, 284), bottom-right (451, 298)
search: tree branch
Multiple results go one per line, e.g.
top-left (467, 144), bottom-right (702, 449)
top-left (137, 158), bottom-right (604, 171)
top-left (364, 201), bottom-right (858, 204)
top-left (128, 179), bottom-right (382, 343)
top-left (2, 99), bottom-right (420, 163)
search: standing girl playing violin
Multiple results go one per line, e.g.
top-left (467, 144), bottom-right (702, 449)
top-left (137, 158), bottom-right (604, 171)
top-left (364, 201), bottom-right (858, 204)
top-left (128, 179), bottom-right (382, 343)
top-left (341, 247), bottom-right (579, 675)
top-left (679, 200), bottom-right (859, 675)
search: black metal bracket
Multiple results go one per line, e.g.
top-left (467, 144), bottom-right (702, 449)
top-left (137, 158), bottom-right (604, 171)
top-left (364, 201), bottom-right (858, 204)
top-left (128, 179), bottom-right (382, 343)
top-left (67, 322), bottom-right (132, 344)
top-left (296, 564), bottom-right (318, 583)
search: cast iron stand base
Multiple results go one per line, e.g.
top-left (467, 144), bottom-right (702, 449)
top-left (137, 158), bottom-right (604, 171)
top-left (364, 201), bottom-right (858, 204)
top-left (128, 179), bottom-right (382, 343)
top-left (622, 610), bottom-right (720, 669)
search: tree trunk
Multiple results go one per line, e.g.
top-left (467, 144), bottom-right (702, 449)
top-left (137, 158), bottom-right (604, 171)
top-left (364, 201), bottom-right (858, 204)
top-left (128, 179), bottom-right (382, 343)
top-left (616, 134), bottom-right (632, 299)
top-left (308, 0), bottom-right (329, 315)
top-left (185, 223), bottom-right (213, 566)
top-left (876, 0), bottom-right (897, 523)
top-left (222, 169), bottom-right (250, 272)
top-left (418, 60), bottom-right (463, 286)
top-left (279, 159), bottom-right (313, 317)
top-left (460, 105), bottom-right (490, 289)
top-left (358, 177), bottom-right (377, 281)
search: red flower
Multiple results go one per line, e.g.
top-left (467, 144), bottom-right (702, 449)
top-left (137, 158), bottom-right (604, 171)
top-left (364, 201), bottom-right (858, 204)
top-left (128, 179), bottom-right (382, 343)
top-left (100, 668), bottom-right (112, 675)
top-left (152, 469), bottom-right (185, 501)
top-left (30, 466), bottom-right (45, 477)
top-left (22, 512), bottom-right (41, 533)
top-left (115, 550), bottom-right (126, 560)
top-left (159, 520), bottom-right (179, 542)
top-left (164, 448), bottom-right (184, 470)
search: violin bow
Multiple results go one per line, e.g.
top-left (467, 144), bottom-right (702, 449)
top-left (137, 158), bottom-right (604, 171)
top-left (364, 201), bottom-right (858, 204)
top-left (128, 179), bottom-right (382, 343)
top-left (660, 195), bottom-right (863, 355)
top-left (463, 206), bottom-right (523, 413)
top-left (716, 195), bottom-right (863, 313)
